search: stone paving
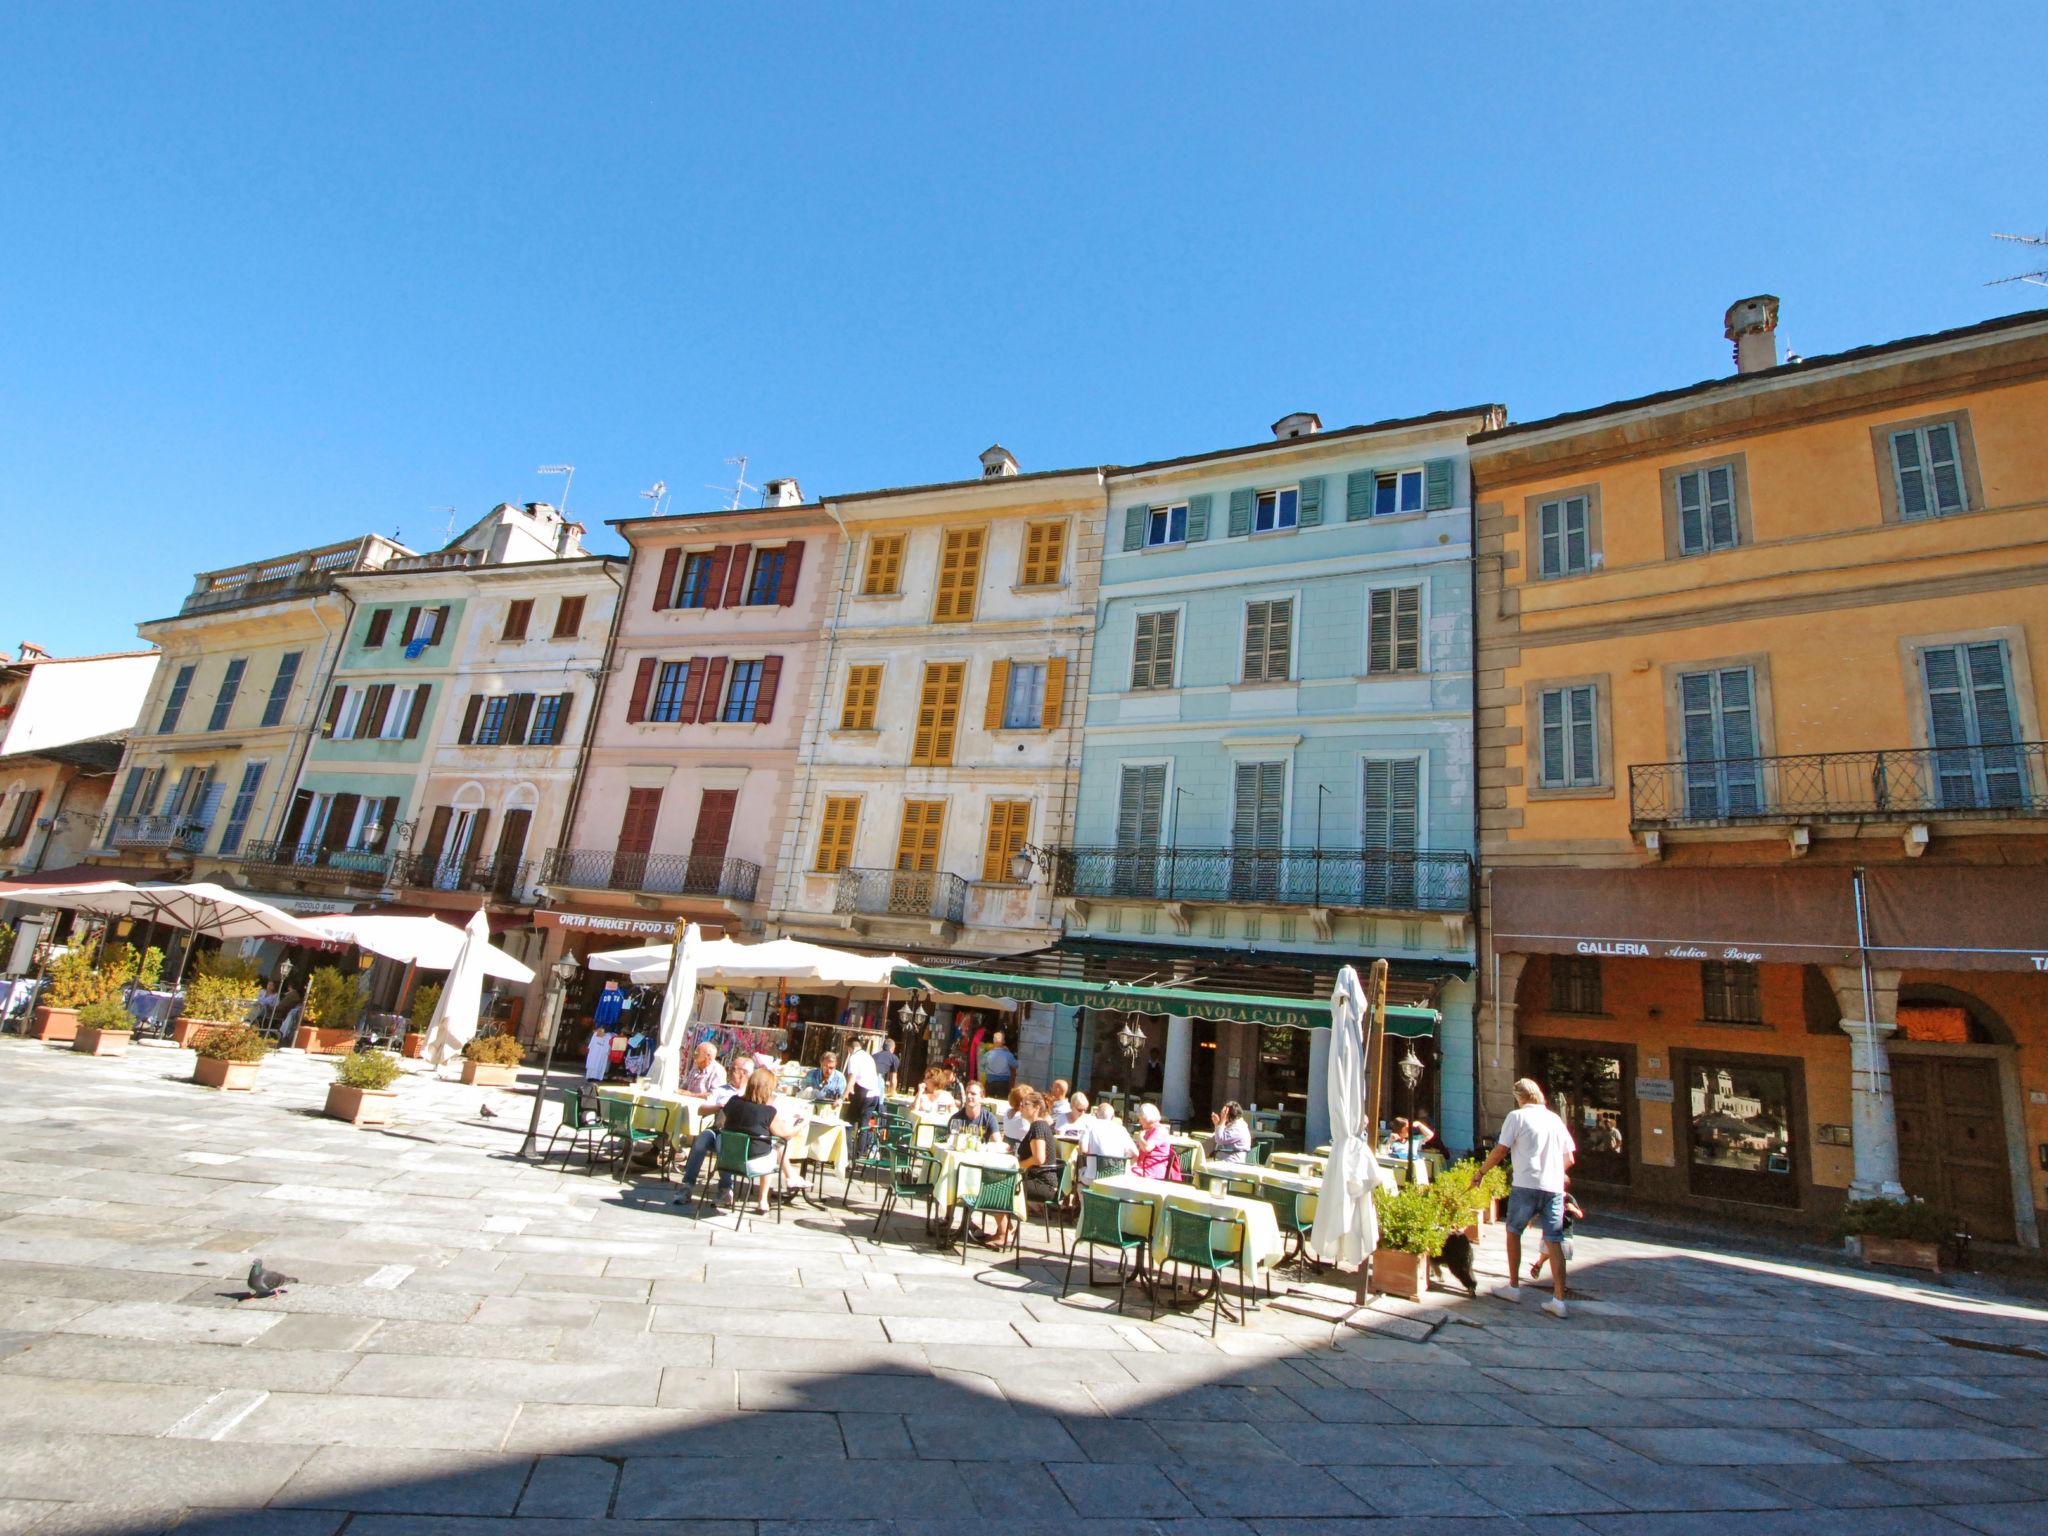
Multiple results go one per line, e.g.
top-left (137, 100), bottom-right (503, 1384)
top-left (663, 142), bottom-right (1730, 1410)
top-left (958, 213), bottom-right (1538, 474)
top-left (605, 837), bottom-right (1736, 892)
top-left (1, 1034), bottom-right (2046, 1536)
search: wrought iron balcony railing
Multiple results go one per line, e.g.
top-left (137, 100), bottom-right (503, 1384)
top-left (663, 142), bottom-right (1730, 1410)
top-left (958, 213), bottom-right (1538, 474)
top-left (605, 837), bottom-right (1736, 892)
top-left (1629, 741), bottom-right (2048, 828)
top-left (1049, 846), bottom-right (1473, 913)
top-left (237, 840), bottom-right (396, 889)
top-left (834, 867), bottom-right (969, 925)
top-left (541, 847), bottom-right (762, 903)
top-left (107, 814), bottom-right (209, 854)
top-left (393, 854), bottom-right (536, 903)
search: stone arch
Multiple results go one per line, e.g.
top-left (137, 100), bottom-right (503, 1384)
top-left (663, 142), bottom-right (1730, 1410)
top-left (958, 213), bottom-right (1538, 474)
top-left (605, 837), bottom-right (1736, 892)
top-left (1896, 980), bottom-right (2013, 1046)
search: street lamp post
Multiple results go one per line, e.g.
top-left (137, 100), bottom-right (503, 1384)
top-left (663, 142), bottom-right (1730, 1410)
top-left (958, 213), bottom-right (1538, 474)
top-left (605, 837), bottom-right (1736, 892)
top-left (519, 954), bottom-right (584, 1159)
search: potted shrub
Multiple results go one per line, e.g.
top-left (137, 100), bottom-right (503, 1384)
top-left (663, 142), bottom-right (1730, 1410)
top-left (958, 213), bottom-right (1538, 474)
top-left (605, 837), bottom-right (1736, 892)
top-left (298, 965), bottom-right (366, 1055)
top-left (137, 945), bottom-right (166, 991)
top-left (1370, 1181), bottom-right (1449, 1301)
top-left (71, 995), bottom-right (138, 1057)
top-left (192, 1023), bottom-right (270, 1091)
top-left (402, 982), bottom-right (440, 1059)
top-left (460, 1028), bottom-right (525, 1086)
top-left (31, 939), bottom-right (135, 1041)
top-left (325, 1048), bottom-right (402, 1127)
top-left (173, 953), bottom-right (264, 1048)
top-left (1428, 1159), bottom-right (1489, 1242)
top-left (1838, 1197), bottom-right (1952, 1273)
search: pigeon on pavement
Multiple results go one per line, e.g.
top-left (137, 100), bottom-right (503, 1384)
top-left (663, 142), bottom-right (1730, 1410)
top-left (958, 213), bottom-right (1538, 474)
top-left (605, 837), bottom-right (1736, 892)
top-left (246, 1259), bottom-right (296, 1298)
top-left (479, 1103), bottom-right (499, 1119)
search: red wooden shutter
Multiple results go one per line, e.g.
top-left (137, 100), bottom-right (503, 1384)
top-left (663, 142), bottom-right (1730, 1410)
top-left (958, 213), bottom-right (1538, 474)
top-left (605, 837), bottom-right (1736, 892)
top-left (404, 685), bottom-right (431, 739)
top-left (702, 546), bottom-right (733, 610)
top-left (677, 658), bottom-right (707, 721)
top-left (626, 658), bottom-right (657, 723)
top-left (754, 656), bottom-right (783, 722)
top-left (323, 686), bottom-right (347, 737)
top-left (692, 789), bottom-right (737, 864)
top-left (697, 657), bottom-right (728, 723)
top-left (459, 694), bottom-right (483, 743)
top-left (722, 544), bottom-right (752, 607)
top-left (653, 548), bottom-right (681, 611)
top-left (776, 542), bottom-right (804, 606)
top-left (617, 787), bottom-right (662, 856)
top-left (418, 805), bottom-right (452, 868)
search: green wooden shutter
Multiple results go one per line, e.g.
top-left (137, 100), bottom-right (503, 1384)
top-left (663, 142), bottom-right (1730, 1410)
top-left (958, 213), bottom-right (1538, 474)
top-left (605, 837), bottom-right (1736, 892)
top-left (1539, 690), bottom-right (1566, 784)
top-left (1185, 493), bottom-right (1212, 542)
top-left (1116, 763), bottom-right (1165, 849)
top-left (1363, 759), bottom-right (1419, 854)
top-left (1227, 488), bottom-right (1254, 537)
top-left (1567, 686), bottom-right (1597, 785)
top-left (1924, 424), bottom-right (1965, 514)
top-left (1297, 477), bottom-right (1325, 527)
top-left (1538, 501), bottom-right (1563, 578)
top-left (1424, 458), bottom-right (1455, 511)
top-left (1122, 506), bottom-right (1147, 552)
top-left (1676, 472), bottom-right (1706, 553)
top-left (1346, 471), bottom-right (1373, 521)
top-left (1367, 589), bottom-right (1393, 673)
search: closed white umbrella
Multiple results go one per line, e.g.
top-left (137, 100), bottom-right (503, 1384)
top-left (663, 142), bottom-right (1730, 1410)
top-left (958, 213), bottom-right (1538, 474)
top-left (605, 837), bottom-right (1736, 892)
top-left (1311, 964), bottom-right (1385, 1268)
top-left (423, 908), bottom-right (491, 1068)
top-left (648, 922), bottom-right (701, 1094)
top-left (304, 913), bottom-right (534, 984)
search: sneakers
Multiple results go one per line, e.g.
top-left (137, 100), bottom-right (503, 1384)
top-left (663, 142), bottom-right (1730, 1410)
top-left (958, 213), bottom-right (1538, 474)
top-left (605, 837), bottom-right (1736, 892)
top-left (1489, 1282), bottom-right (1523, 1302)
top-left (1541, 1297), bottom-right (1569, 1320)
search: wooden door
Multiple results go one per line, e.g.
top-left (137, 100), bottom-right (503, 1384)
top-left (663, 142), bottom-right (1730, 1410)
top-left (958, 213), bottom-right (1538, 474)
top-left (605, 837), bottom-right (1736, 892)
top-left (613, 787), bottom-right (662, 889)
top-left (1892, 1056), bottom-right (2015, 1242)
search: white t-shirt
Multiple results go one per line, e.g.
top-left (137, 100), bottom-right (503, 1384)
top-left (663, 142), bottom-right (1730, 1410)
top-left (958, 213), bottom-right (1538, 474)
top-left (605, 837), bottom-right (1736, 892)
top-left (844, 1049), bottom-right (882, 1095)
top-left (1497, 1103), bottom-right (1576, 1193)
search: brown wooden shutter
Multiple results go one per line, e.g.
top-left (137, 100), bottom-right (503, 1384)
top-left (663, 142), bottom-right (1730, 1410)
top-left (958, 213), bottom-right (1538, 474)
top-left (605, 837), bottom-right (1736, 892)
top-left (702, 546), bottom-right (733, 609)
top-left (399, 608), bottom-right (421, 645)
top-left (459, 694), bottom-right (483, 743)
top-left (364, 684), bottom-right (393, 738)
top-left (431, 606), bottom-right (450, 643)
top-left (677, 659), bottom-right (707, 721)
top-left (280, 789), bottom-right (315, 848)
top-left (653, 548), bottom-right (680, 611)
top-left (364, 609), bottom-right (390, 647)
top-left (366, 797), bottom-right (400, 852)
top-left (1042, 656), bottom-right (1067, 730)
top-left (418, 805), bottom-right (452, 868)
top-left (504, 693), bottom-right (535, 745)
top-left (543, 693), bottom-right (572, 745)
top-left (721, 544), bottom-right (753, 608)
top-left (775, 542), bottom-right (804, 605)
top-left (321, 792), bottom-right (361, 852)
top-left (617, 787), bottom-right (662, 856)
top-left (459, 809), bottom-right (491, 876)
top-left (404, 685), bottom-right (431, 739)
top-left (495, 807), bottom-right (532, 866)
top-left (323, 685), bottom-right (347, 737)
top-left (692, 789), bottom-right (737, 864)
top-left (502, 600), bottom-right (532, 641)
top-left (984, 660), bottom-right (1011, 731)
top-left (754, 656), bottom-right (782, 722)
top-left (625, 658), bottom-right (657, 723)
top-left (697, 657), bottom-right (728, 724)
top-left (552, 596), bottom-right (583, 638)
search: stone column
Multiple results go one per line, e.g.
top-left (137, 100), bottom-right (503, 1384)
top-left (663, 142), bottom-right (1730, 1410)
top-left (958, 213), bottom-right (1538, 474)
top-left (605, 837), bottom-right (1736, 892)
top-left (1305, 1023), bottom-right (1332, 1150)
top-left (1478, 952), bottom-right (1530, 1137)
top-left (1162, 1014), bottom-right (1193, 1122)
top-left (1826, 965), bottom-right (1905, 1201)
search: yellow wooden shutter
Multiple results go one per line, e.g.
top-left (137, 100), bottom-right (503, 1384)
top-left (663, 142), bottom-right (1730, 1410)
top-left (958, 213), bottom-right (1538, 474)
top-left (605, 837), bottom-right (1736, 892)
top-left (1021, 521), bottom-right (1065, 586)
top-left (896, 799), bottom-right (945, 872)
top-left (934, 528), bottom-right (985, 622)
top-left (911, 662), bottom-right (963, 765)
top-left (1042, 656), bottom-right (1066, 730)
top-left (982, 800), bottom-right (1029, 882)
top-left (984, 659), bottom-right (1011, 732)
top-left (862, 534), bottom-right (903, 596)
top-left (840, 665), bottom-right (880, 730)
top-left (814, 796), bottom-right (860, 873)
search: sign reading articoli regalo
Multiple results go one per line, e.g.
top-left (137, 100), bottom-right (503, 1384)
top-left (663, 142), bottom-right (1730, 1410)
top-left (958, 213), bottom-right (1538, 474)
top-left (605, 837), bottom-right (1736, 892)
top-left (1574, 940), bottom-right (1766, 963)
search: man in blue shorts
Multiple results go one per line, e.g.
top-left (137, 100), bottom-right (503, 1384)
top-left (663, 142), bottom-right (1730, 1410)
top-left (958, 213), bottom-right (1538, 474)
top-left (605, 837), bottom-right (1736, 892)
top-left (1478, 1077), bottom-right (1577, 1319)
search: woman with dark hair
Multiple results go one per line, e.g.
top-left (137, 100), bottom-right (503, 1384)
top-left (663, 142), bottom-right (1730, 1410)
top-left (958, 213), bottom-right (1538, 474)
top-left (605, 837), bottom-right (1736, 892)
top-left (1209, 1101), bottom-right (1253, 1164)
top-left (1012, 1086), bottom-right (1060, 1244)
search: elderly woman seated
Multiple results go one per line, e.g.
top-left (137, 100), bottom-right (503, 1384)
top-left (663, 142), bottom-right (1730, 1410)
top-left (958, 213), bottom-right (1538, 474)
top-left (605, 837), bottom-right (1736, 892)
top-left (1209, 1101), bottom-right (1253, 1164)
top-left (1132, 1102), bottom-right (1176, 1180)
top-left (1057, 1091), bottom-right (1090, 1135)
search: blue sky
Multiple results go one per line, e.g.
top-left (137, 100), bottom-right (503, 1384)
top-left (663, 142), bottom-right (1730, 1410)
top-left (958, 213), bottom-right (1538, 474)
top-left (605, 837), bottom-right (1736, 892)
top-left (5, 1), bottom-right (2043, 656)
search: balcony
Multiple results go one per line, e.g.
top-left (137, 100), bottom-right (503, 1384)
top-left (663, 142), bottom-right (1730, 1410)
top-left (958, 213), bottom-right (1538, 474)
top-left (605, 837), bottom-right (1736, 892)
top-left (179, 535), bottom-right (403, 617)
top-left (542, 847), bottom-right (762, 904)
top-left (834, 867), bottom-right (969, 927)
top-left (1050, 846), bottom-right (1473, 917)
top-left (393, 854), bottom-right (537, 904)
top-left (237, 840), bottom-right (396, 891)
top-left (106, 815), bottom-right (208, 855)
top-left (1629, 742), bottom-right (2048, 831)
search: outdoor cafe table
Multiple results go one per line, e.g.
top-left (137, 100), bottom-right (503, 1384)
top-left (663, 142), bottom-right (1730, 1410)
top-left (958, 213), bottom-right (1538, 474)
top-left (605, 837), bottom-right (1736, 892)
top-left (1089, 1171), bottom-right (1284, 1282)
top-left (774, 1096), bottom-right (850, 1178)
top-left (595, 1084), bottom-right (720, 1143)
top-left (1199, 1161), bottom-right (1323, 1222)
top-left (1267, 1151), bottom-right (1326, 1175)
top-left (125, 987), bottom-right (185, 1033)
top-left (931, 1142), bottom-right (1024, 1218)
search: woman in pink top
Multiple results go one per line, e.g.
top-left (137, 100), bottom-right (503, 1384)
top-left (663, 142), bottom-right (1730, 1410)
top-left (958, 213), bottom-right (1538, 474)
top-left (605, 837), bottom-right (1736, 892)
top-left (1132, 1103), bottom-right (1175, 1180)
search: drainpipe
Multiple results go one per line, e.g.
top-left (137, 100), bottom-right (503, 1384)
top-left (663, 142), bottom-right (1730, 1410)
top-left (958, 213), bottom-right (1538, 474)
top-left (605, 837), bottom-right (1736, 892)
top-left (775, 502), bottom-right (854, 935)
top-left (553, 560), bottom-right (627, 880)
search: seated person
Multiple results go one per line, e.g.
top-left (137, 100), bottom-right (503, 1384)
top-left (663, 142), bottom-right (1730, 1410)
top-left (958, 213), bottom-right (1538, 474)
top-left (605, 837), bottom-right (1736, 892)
top-left (1058, 1091), bottom-right (1090, 1134)
top-left (912, 1068), bottom-right (957, 1118)
top-left (1045, 1078), bottom-right (1071, 1125)
top-left (680, 1041), bottom-right (724, 1097)
top-left (676, 1056), bottom-right (756, 1205)
top-left (947, 1080), bottom-right (1001, 1143)
top-left (802, 1051), bottom-right (847, 1102)
top-left (1209, 1101), bottom-right (1253, 1164)
top-left (1001, 1083), bottom-right (1036, 1149)
top-left (1382, 1117), bottom-right (1414, 1159)
top-left (718, 1066), bottom-right (806, 1214)
top-left (1131, 1102), bottom-right (1176, 1180)
top-left (1076, 1101), bottom-right (1138, 1183)
top-left (1003, 1087), bottom-right (1061, 1247)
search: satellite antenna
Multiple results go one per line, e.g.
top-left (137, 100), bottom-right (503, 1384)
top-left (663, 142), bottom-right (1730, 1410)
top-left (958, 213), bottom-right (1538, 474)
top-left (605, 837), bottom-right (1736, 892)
top-left (1988, 231), bottom-right (2048, 288)
top-left (640, 481), bottom-right (670, 517)
top-left (707, 455), bottom-right (755, 511)
top-left (537, 464), bottom-right (576, 516)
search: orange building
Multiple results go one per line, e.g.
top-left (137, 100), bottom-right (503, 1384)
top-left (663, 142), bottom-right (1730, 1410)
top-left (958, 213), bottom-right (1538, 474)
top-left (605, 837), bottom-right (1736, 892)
top-left (1473, 299), bottom-right (2048, 1248)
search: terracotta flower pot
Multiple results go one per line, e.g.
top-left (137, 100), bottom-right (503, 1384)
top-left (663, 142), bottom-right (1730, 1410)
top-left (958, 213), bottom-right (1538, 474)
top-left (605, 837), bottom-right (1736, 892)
top-left (30, 1006), bottom-right (79, 1042)
top-left (401, 1033), bottom-right (425, 1059)
top-left (298, 1026), bottom-right (358, 1057)
top-left (460, 1060), bottom-right (517, 1087)
top-left (324, 1083), bottom-right (397, 1127)
top-left (194, 1056), bottom-right (261, 1091)
top-left (72, 1026), bottom-right (131, 1057)
top-left (1369, 1247), bottom-right (1428, 1302)
top-left (173, 1018), bottom-right (231, 1049)
top-left (1460, 1222), bottom-right (1481, 1243)
top-left (1850, 1235), bottom-right (1941, 1273)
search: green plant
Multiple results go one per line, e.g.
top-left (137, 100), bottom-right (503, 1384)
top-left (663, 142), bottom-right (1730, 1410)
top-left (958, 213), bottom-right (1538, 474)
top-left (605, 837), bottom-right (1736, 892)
top-left (195, 950), bottom-right (264, 983)
top-left (303, 966), bottom-right (366, 1032)
top-left (137, 946), bottom-right (166, 990)
top-left (1836, 1197), bottom-right (1954, 1243)
top-left (98, 942), bottom-right (141, 987)
top-left (1476, 1162), bottom-right (1510, 1204)
top-left (193, 1024), bottom-right (271, 1063)
top-left (1426, 1160), bottom-right (1488, 1229)
top-left (75, 994), bottom-right (137, 1032)
top-left (0, 921), bottom-right (17, 966)
top-left (462, 1030), bottom-right (525, 1067)
top-left (408, 982), bottom-right (442, 1035)
top-left (333, 1049), bottom-right (402, 1091)
top-left (183, 967), bottom-right (263, 1024)
top-left (1373, 1180), bottom-right (1450, 1257)
top-left (43, 940), bottom-right (125, 1009)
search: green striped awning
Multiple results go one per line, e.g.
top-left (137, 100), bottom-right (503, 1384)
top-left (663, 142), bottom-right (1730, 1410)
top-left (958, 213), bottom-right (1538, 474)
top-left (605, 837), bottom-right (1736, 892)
top-left (889, 964), bottom-right (1439, 1037)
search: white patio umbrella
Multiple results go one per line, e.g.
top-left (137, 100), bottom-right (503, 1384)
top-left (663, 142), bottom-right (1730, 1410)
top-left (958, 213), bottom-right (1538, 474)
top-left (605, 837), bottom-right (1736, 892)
top-left (647, 922), bottom-right (702, 1094)
top-left (21, 881), bottom-right (329, 986)
top-left (423, 907), bottom-right (491, 1069)
top-left (1310, 964), bottom-right (1386, 1268)
top-left (587, 936), bottom-right (903, 989)
top-left (304, 913), bottom-right (534, 984)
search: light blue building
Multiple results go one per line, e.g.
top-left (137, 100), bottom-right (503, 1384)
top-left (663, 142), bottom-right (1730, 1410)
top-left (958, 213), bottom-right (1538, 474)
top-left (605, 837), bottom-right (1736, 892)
top-left (1056, 406), bottom-right (1502, 1150)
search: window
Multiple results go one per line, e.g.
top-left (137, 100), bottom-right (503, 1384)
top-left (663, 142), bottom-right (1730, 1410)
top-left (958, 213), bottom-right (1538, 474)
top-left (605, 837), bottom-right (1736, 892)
top-left (259, 652), bottom-right (300, 728)
top-left (982, 800), bottom-right (1031, 882)
top-left (159, 665), bottom-right (195, 733)
top-left (216, 762), bottom-right (267, 856)
top-left (1230, 760), bottom-right (1286, 900)
top-left (1362, 757), bottom-right (1421, 906)
top-left (650, 662), bottom-right (690, 724)
top-left (1002, 663), bottom-right (1045, 730)
top-left (502, 600), bottom-right (533, 641)
top-left (1131, 611), bottom-right (1178, 690)
top-left (363, 609), bottom-right (391, 648)
top-left (895, 799), bottom-right (945, 873)
top-left (1548, 955), bottom-right (1603, 1015)
top-left (1146, 504), bottom-right (1188, 548)
top-left (207, 659), bottom-right (247, 731)
top-left (1675, 464), bottom-right (1740, 555)
top-left (528, 694), bottom-right (568, 746)
top-left (1366, 587), bottom-right (1422, 674)
top-left (1254, 487), bottom-right (1299, 533)
top-left (840, 665), bottom-right (881, 731)
top-left (1538, 495), bottom-right (1592, 578)
top-left (1242, 599), bottom-right (1293, 683)
top-left (331, 687), bottom-right (366, 741)
top-left (862, 534), bottom-right (905, 596)
top-left (377, 685), bottom-right (416, 741)
top-left (552, 595), bottom-right (585, 638)
top-left (1685, 1057), bottom-right (1796, 1204)
top-left (721, 660), bottom-right (765, 723)
top-left (1374, 469), bottom-right (1425, 518)
top-left (814, 796), bottom-right (861, 873)
top-left (1890, 422), bottom-right (1968, 520)
top-left (1538, 685), bottom-right (1600, 789)
top-left (933, 528), bottom-right (985, 621)
top-left (1020, 521), bottom-right (1065, 585)
top-left (1678, 666), bottom-right (1760, 817)
top-left (676, 553), bottom-right (716, 609)
top-left (1921, 641), bottom-right (2025, 807)
top-left (401, 605), bottom-right (449, 649)
top-left (1701, 962), bottom-right (1763, 1024)
top-left (475, 696), bottom-right (511, 746)
top-left (911, 662), bottom-right (965, 765)
top-left (746, 549), bottom-right (785, 606)
top-left (1113, 763), bottom-right (1166, 896)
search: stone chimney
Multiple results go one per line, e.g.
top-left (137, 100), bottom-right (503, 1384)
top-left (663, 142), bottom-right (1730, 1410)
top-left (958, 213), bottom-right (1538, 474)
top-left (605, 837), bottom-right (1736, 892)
top-left (1271, 411), bottom-right (1322, 440)
top-left (979, 445), bottom-right (1019, 478)
top-left (556, 520), bottom-right (585, 556)
top-left (761, 477), bottom-right (803, 506)
top-left (1724, 295), bottom-right (1781, 375)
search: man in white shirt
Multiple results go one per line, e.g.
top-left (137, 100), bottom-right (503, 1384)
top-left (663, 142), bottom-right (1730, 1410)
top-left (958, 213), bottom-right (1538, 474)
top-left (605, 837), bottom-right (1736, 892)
top-left (843, 1036), bottom-right (884, 1131)
top-left (1478, 1078), bottom-right (1577, 1318)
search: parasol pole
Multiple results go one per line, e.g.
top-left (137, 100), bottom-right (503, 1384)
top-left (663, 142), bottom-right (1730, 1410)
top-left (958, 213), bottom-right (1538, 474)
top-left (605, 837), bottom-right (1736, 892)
top-left (1353, 958), bottom-right (1390, 1307)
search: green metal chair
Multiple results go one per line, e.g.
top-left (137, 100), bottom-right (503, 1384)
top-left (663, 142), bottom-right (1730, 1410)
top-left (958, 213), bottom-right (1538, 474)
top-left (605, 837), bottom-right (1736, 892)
top-left (714, 1128), bottom-right (782, 1227)
top-left (541, 1085), bottom-right (601, 1171)
top-left (1259, 1184), bottom-right (1317, 1273)
top-left (844, 1115), bottom-right (911, 1208)
top-left (871, 1148), bottom-right (938, 1244)
top-left (955, 1168), bottom-right (1023, 1267)
top-left (1042, 1150), bottom-right (1081, 1253)
top-left (1161, 1204), bottom-right (1248, 1337)
top-left (598, 1097), bottom-right (667, 1182)
top-left (1061, 1188), bottom-right (1153, 1315)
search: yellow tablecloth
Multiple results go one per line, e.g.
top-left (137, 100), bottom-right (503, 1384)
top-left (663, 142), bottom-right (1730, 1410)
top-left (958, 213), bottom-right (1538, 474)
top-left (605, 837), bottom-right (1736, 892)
top-left (594, 1086), bottom-right (717, 1142)
top-left (1167, 1134), bottom-right (1207, 1178)
top-left (1267, 1151), bottom-right (1326, 1175)
top-left (1200, 1162), bottom-right (1321, 1223)
top-left (932, 1144), bottom-right (1024, 1217)
top-left (1089, 1173), bottom-right (1283, 1278)
top-left (774, 1096), bottom-right (850, 1175)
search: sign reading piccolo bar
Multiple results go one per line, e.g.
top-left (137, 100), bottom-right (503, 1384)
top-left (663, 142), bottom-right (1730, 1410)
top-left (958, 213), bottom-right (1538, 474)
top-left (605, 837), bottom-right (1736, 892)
top-left (888, 964), bottom-right (1441, 1037)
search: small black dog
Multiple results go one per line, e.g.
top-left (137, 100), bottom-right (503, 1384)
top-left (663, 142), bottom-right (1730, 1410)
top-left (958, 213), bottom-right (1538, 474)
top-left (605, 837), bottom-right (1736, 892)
top-left (1431, 1230), bottom-right (1479, 1295)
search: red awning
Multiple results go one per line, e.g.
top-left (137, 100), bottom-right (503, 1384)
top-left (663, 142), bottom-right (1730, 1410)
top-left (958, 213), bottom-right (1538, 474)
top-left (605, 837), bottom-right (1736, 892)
top-left (0, 862), bottom-right (161, 895)
top-left (1863, 865), bottom-right (2048, 974)
top-left (1490, 866), bottom-right (1861, 967)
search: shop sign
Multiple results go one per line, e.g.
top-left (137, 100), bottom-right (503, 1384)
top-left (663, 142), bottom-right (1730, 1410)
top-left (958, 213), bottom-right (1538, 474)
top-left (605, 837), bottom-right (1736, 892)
top-left (1574, 940), bottom-right (1765, 962)
top-left (1635, 1077), bottom-right (1675, 1102)
top-left (536, 910), bottom-right (679, 937)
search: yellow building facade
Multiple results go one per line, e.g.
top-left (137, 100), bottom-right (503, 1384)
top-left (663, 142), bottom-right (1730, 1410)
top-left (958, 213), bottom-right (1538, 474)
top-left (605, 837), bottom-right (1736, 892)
top-left (1474, 301), bottom-right (2048, 1246)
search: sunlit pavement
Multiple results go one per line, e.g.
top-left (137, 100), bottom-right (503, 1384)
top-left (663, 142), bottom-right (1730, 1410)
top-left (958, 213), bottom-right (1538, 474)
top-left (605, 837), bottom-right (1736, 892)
top-left (1, 1035), bottom-right (2045, 1536)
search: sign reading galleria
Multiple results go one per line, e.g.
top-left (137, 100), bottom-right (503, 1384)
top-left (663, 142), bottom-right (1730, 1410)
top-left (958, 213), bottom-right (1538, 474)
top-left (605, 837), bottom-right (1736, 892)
top-left (1575, 940), bottom-right (1766, 963)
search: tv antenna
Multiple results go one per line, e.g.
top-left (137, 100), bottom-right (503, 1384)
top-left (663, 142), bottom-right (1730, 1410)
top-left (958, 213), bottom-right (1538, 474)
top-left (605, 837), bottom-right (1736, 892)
top-left (537, 464), bottom-right (576, 516)
top-left (439, 506), bottom-right (457, 542)
top-left (1988, 231), bottom-right (2048, 288)
top-left (640, 480), bottom-right (670, 517)
top-left (707, 455), bottom-right (755, 511)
